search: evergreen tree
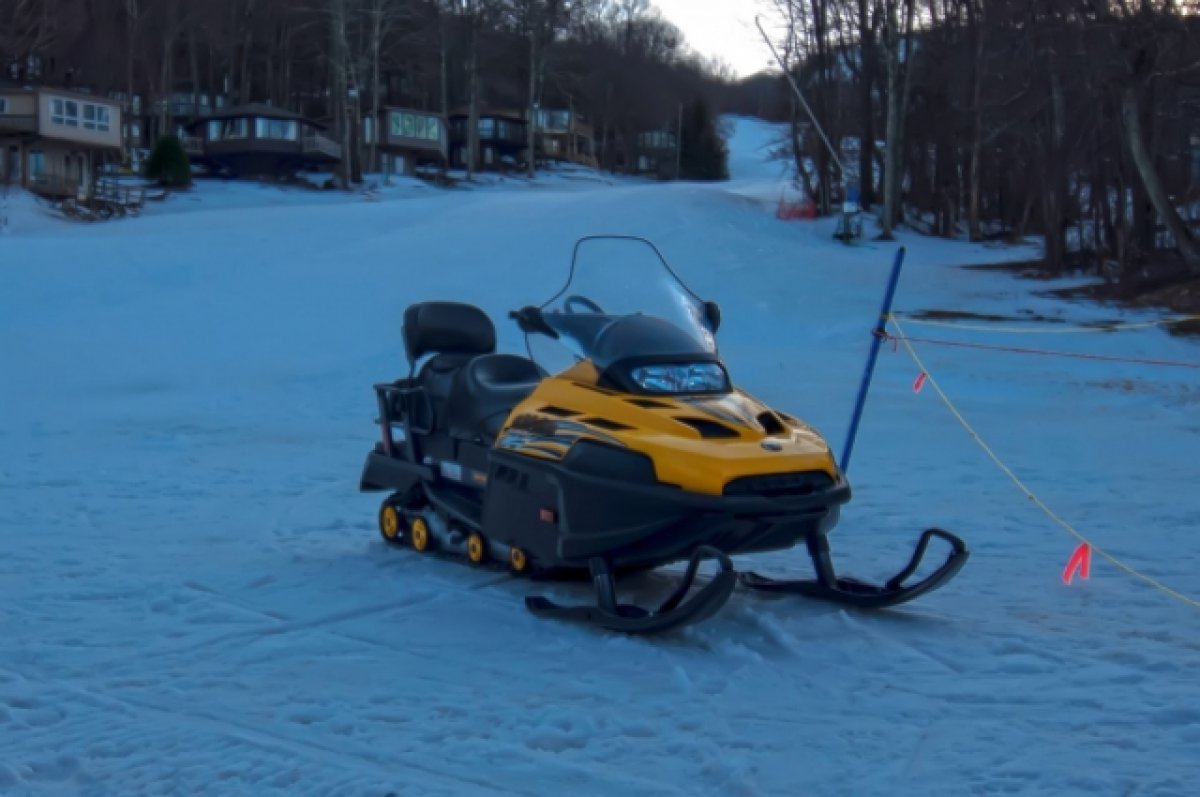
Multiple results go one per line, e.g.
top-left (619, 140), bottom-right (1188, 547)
top-left (144, 136), bottom-right (193, 188)
top-left (679, 98), bottom-right (729, 181)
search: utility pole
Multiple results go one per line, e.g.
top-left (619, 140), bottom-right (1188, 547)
top-left (675, 102), bottom-right (682, 180)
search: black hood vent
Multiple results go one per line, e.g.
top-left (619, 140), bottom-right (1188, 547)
top-left (675, 417), bottom-right (739, 439)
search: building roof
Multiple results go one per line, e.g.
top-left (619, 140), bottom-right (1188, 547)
top-left (192, 103), bottom-right (324, 128)
top-left (447, 107), bottom-right (526, 123)
top-left (379, 105), bottom-right (446, 118)
top-left (0, 83), bottom-right (122, 105)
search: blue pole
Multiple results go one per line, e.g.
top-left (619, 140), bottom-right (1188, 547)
top-left (840, 246), bottom-right (906, 474)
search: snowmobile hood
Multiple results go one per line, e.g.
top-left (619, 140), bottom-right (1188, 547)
top-left (497, 363), bottom-right (840, 497)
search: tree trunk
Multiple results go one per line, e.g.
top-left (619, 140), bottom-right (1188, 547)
top-left (893, 0), bottom-right (915, 226)
top-left (158, 0), bottom-right (178, 140)
top-left (239, 0), bottom-right (256, 104)
top-left (1040, 53), bottom-right (1067, 270)
top-left (188, 20), bottom-right (201, 107)
top-left (527, 24), bottom-right (537, 178)
top-left (467, 20), bottom-right (480, 177)
top-left (966, 0), bottom-right (983, 241)
top-left (811, 0), bottom-right (831, 215)
top-left (369, 4), bottom-right (382, 174)
top-left (125, 0), bottom-right (138, 124)
top-left (330, 0), bottom-right (350, 189)
top-left (790, 102), bottom-right (818, 202)
top-left (439, 11), bottom-right (449, 116)
top-left (1121, 84), bottom-right (1200, 273)
top-left (857, 0), bottom-right (875, 209)
top-left (880, 0), bottom-right (900, 239)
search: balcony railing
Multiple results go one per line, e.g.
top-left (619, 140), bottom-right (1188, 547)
top-left (152, 100), bottom-right (214, 118)
top-left (181, 135), bottom-right (205, 156)
top-left (0, 114), bottom-right (38, 134)
top-left (28, 173), bottom-right (82, 199)
top-left (301, 134), bottom-right (342, 160)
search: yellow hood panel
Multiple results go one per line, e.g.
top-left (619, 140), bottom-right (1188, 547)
top-left (499, 372), bottom-right (839, 496)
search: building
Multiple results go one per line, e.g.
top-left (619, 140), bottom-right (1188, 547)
top-left (0, 85), bottom-right (123, 198)
top-left (534, 109), bottom-right (596, 168)
top-left (183, 103), bottom-right (342, 178)
top-left (363, 106), bottom-right (447, 175)
top-left (631, 129), bottom-right (678, 179)
top-left (447, 108), bottom-right (527, 171)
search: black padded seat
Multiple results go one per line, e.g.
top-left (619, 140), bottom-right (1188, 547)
top-left (446, 354), bottom-right (546, 441)
top-left (403, 301), bottom-right (496, 367)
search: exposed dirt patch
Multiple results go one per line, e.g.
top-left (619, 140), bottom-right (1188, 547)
top-left (907, 309), bottom-right (1011, 322)
top-left (958, 257), bottom-right (1200, 336)
top-left (906, 307), bottom-right (1086, 325)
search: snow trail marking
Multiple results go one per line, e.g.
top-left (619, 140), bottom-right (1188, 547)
top-left (889, 315), bottom-right (1200, 611)
top-left (1063, 544), bottom-right (1092, 586)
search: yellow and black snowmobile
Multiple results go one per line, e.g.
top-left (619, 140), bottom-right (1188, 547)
top-left (360, 235), bottom-right (967, 633)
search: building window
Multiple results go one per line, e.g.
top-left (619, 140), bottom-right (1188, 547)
top-left (390, 112), bottom-right (442, 143)
top-left (222, 118), bottom-right (248, 139)
top-left (50, 98), bottom-right (80, 127)
top-left (254, 118), bottom-right (298, 140)
top-left (82, 103), bottom-right (112, 132)
top-left (28, 150), bottom-right (44, 177)
top-left (536, 110), bottom-right (569, 132)
top-left (362, 116), bottom-right (375, 144)
top-left (0, 98), bottom-right (8, 114)
top-left (207, 120), bottom-right (222, 141)
top-left (637, 131), bottom-right (674, 149)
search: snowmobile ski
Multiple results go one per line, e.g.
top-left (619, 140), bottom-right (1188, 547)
top-left (739, 527), bottom-right (969, 609)
top-left (525, 546), bottom-right (736, 634)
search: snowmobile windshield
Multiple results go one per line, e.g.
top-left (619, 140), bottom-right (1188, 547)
top-left (525, 236), bottom-right (722, 389)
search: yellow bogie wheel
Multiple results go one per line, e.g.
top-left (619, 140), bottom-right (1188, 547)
top-left (378, 503), bottom-right (403, 544)
top-left (467, 533), bottom-right (487, 565)
top-left (509, 547), bottom-right (529, 574)
top-left (410, 517), bottom-right (431, 552)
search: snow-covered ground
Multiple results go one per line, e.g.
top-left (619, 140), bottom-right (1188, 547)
top-left (2, 118), bottom-right (1197, 796)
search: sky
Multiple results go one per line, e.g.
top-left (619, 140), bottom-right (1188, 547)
top-left (652, 0), bottom-right (780, 79)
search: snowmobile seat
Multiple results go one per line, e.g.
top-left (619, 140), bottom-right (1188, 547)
top-left (403, 301), bottom-right (498, 430)
top-left (403, 301), bottom-right (496, 367)
top-left (401, 301), bottom-right (542, 440)
top-left (446, 354), bottom-right (546, 442)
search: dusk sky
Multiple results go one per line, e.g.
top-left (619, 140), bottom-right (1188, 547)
top-left (653, 0), bottom-right (781, 78)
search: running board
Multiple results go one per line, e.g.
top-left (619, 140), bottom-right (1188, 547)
top-left (740, 528), bottom-right (968, 609)
top-left (525, 546), bottom-right (737, 634)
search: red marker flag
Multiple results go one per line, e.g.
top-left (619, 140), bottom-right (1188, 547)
top-left (1062, 543), bottom-right (1092, 585)
top-left (913, 372), bottom-right (928, 393)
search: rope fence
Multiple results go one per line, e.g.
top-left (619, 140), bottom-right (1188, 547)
top-left (892, 313), bottom-right (1200, 335)
top-left (874, 331), bottom-right (1199, 370)
top-left (885, 314), bottom-right (1200, 611)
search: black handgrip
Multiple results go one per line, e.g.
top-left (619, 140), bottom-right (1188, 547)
top-left (509, 305), bottom-right (560, 339)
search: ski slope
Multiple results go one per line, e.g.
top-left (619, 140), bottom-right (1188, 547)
top-left (2, 117), bottom-right (1198, 796)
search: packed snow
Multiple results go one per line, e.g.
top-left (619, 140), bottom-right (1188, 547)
top-left (2, 117), bottom-right (1198, 796)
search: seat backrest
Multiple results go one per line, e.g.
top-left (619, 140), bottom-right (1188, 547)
top-left (403, 301), bottom-right (496, 368)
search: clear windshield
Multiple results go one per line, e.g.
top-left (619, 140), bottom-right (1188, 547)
top-left (528, 236), bottom-right (718, 373)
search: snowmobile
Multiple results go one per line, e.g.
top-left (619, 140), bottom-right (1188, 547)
top-left (359, 235), bottom-right (968, 634)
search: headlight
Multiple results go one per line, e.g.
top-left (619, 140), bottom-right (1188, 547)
top-left (630, 362), bottom-right (729, 394)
